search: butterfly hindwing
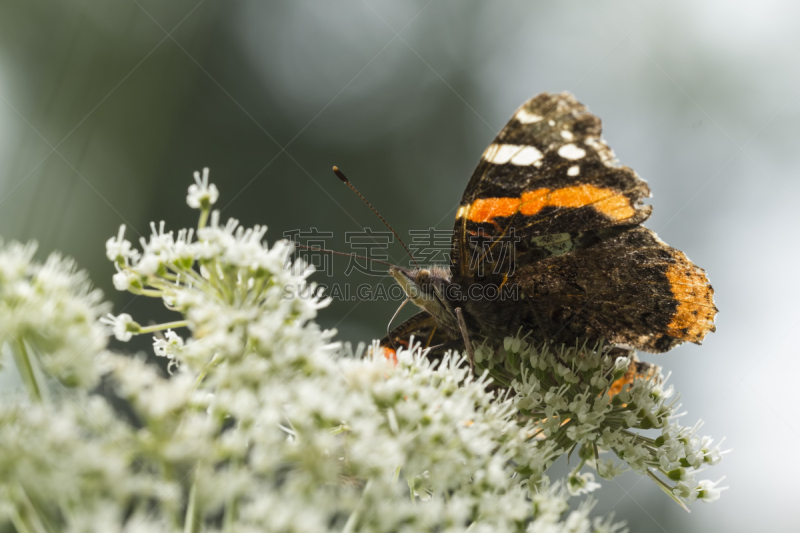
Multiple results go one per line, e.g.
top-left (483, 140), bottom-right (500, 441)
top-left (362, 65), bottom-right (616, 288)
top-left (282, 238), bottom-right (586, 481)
top-left (514, 226), bottom-right (716, 352)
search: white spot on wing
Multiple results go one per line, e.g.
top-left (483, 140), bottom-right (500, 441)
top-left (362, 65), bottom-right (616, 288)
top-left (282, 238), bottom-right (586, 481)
top-left (558, 143), bottom-right (586, 160)
top-left (560, 130), bottom-right (574, 141)
top-left (480, 144), bottom-right (499, 162)
top-left (567, 165), bottom-right (580, 176)
top-left (548, 120), bottom-right (556, 126)
top-left (510, 146), bottom-right (544, 166)
top-left (482, 143), bottom-right (543, 166)
top-left (515, 109), bottom-right (542, 124)
top-left (482, 144), bottom-right (514, 164)
top-left (585, 136), bottom-right (618, 167)
top-left (456, 205), bottom-right (469, 219)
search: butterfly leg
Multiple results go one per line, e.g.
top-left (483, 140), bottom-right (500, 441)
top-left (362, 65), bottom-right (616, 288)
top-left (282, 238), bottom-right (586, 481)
top-left (455, 307), bottom-right (475, 372)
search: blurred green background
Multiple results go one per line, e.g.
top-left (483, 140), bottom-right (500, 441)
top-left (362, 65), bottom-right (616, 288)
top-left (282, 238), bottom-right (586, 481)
top-left (2, 0), bottom-right (799, 531)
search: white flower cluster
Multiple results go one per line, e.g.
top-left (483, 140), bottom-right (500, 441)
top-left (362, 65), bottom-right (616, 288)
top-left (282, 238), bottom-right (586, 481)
top-left (0, 241), bottom-right (108, 393)
top-left (475, 336), bottom-right (727, 508)
top-left (0, 170), bottom-right (632, 532)
top-left (0, 397), bottom-right (177, 532)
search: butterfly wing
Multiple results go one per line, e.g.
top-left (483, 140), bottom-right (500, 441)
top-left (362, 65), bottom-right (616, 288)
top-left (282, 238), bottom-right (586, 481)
top-left (515, 226), bottom-right (717, 352)
top-left (452, 92), bottom-right (652, 281)
top-left (380, 311), bottom-right (460, 357)
top-left (451, 92), bottom-right (716, 352)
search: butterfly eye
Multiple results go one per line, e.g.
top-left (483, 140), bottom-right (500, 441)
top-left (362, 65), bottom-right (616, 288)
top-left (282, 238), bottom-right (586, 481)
top-left (417, 270), bottom-right (431, 284)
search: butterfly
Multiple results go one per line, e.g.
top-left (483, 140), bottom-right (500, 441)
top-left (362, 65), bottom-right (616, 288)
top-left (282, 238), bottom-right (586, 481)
top-left (381, 92), bottom-right (717, 361)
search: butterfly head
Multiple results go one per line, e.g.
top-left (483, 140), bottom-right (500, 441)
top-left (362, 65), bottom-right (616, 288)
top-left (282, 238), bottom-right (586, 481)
top-left (388, 266), bottom-right (460, 331)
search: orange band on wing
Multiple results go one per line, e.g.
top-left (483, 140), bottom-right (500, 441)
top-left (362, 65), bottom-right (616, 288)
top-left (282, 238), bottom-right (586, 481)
top-left (467, 197), bottom-right (521, 222)
top-left (465, 184), bottom-right (636, 224)
top-left (664, 253), bottom-right (717, 342)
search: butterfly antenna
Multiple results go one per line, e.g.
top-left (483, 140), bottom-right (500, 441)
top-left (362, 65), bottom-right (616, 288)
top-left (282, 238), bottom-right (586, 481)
top-left (333, 166), bottom-right (419, 268)
top-left (292, 243), bottom-right (394, 269)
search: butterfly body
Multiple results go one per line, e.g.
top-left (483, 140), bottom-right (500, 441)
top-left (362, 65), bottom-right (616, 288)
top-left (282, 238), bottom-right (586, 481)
top-left (389, 266), bottom-right (525, 345)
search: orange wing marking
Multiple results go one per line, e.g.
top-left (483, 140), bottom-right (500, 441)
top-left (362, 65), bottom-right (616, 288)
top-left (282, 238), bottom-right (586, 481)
top-left (464, 184), bottom-right (636, 225)
top-left (664, 252), bottom-right (717, 342)
top-left (382, 348), bottom-right (398, 365)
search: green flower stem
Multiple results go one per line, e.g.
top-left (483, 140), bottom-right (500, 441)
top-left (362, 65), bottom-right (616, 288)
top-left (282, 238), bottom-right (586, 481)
top-left (9, 508), bottom-right (34, 533)
top-left (193, 354), bottom-right (221, 390)
top-left (14, 484), bottom-right (49, 533)
top-left (206, 267), bottom-right (233, 304)
top-left (569, 458), bottom-right (587, 476)
top-left (12, 340), bottom-right (42, 403)
top-left (183, 478), bottom-right (200, 533)
top-left (646, 469), bottom-right (690, 513)
top-left (222, 460), bottom-right (240, 533)
top-left (343, 479), bottom-right (373, 533)
top-left (197, 208), bottom-right (210, 230)
top-left (137, 321), bottom-right (189, 335)
top-left (159, 271), bottom-right (181, 282)
top-left (131, 288), bottom-right (165, 298)
top-left (167, 264), bottom-right (206, 288)
top-left (222, 493), bottom-right (237, 533)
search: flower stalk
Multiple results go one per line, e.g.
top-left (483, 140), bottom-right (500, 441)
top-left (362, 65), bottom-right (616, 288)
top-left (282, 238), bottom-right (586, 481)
top-left (11, 341), bottom-right (41, 402)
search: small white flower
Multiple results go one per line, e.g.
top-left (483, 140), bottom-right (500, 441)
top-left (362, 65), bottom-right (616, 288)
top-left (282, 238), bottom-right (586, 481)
top-left (100, 313), bottom-right (139, 341)
top-left (595, 458), bottom-right (627, 480)
top-left (590, 374), bottom-right (609, 389)
top-left (133, 252), bottom-right (163, 277)
top-left (105, 224), bottom-right (140, 263)
top-left (112, 268), bottom-right (139, 291)
top-left (697, 477), bottom-right (727, 503)
top-left (144, 221), bottom-right (176, 256)
top-left (699, 435), bottom-right (724, 465)
top-left (153, 329), bottom-right (185, 359)
top-left (672, 480), bottom-right (696, 500)
top-left (613, 355), bottom-right (631, 374)
top-left (187, 167), bottom-right (219, 209)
